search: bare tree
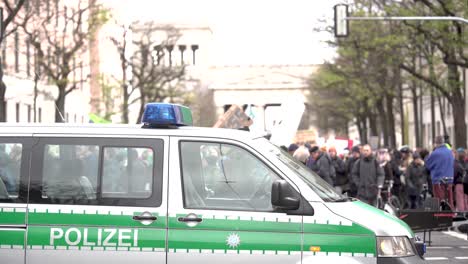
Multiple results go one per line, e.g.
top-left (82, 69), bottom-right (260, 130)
top-left (110, 24), bottom-right (131, 123)
top-left (0, 0), bottom-right (26, 121)
top-left (129, 22), bottom-right (186, 122)
top-left (22, 0), bottom-right (107, 122)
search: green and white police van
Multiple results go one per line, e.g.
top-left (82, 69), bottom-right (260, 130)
top-left (0, 103), bottom-right (425, 264)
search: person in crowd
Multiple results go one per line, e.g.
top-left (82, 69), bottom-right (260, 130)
top-left (329, 147), bottom-right (347, 194)
top-left (345, 146), bottom-right (361, 198)
top-left (309, 146), bottom-right (335, 186)
top-left (453, 149), bottom-right (467, 211)
top-left (406, 152), bottom-right (427, 209)
top-left (306, 146), bottom-right (319, 169)
top-left (426, 136), bottom-right (455, 209)
top-left (444, 135), bottom-right (452, 150)
top-left (293, 146), bottom-right (309, 165)
top-left (390, 149), bottom-right (404, 206)
top-left (352, 144), bottom-right (384, 206)
top-left (400, 146), bottom-right (413, 176)
top-left (288, 144), bottom-right (299, 156)
top-left (376, 148), bottom-right (393, 184)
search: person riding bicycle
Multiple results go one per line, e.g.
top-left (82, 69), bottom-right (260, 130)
top-left (425, 136), bottom-right (455, 209)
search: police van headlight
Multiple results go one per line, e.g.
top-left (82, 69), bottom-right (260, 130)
top-left (377, 236), bottom-right (415, 257)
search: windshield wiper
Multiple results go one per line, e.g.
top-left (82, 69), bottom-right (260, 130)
top-left (333, 197), bottom-right (356, 202)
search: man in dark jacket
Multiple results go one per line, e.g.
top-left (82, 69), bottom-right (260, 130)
top-left (329, 147), bottom-right (347, 194)
top-left (346, 146), bottom-right (360, 197)
top-left (352, 144), bottom-right (385, 206)
top-left (310, 147), bottom-right (335, 186)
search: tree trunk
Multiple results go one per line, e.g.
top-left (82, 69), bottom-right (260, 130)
top-left (448, 62), bottom-right (466, 148)
top-left (437, 95), bottom-right (448, 137)
top-left (136, 96), bottom-right (146, 124)
top-left (55, 87), bottom-right (66, 123)
top-left (0, 62), bottom-right (7, 122)
top-left (411, 84), bottom-right (420, 147)
top-left (398, 78), bottom-right (406, 146)
top-left (419, 83), bottom-right (424, 147)
top-left (357, 114), bottom-right (368, 144)
top-left (452, 95), bottom-right (467, 148)
top-left (122, 84), bottom-right (129, 124)
top-left (34, 73), bottom-right (39, 122)
top-left (430, 89), bottom-right (436, 140)
top-left (385, 92), bottom-right (396, 149)
top-left (377, 98), bottom-right (389, 147)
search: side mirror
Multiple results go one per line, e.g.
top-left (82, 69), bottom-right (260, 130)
top-left (271, 180), bottom-right (300, 210)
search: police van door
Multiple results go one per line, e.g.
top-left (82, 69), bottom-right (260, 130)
top-left (167, 138), bottom-right (304, 264)
top-left (26, 137), bottom-right (168, 264)
top-left (0, 138), bottom-right (33, 264)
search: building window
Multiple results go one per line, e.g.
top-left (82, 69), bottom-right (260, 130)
top-left (436, 121), bottom-right (441, 137)
top-left (66, 113), bottom-right (69, 122)
top-left (74, 114), bottom-right (77, 123)
top-left (26, 40), bottom-right (31, 77)
top-left (16, 103), bottom-right (20, 122)
top-left (38, 107), bottom-right (42, 123)
top-left (14, 32), bottom-right (19, 73)
top-left (27, 105), bottom-right (31, 123)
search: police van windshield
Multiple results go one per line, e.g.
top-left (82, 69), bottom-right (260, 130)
top-left (255, 138), bottom-right (345, 202)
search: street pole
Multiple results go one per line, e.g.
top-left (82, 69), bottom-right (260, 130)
top-left (345, 16), bottom-right (468, 24)
top-left (334, 4), bottom-right (468, 37)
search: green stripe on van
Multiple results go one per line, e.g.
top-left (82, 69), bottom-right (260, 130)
top-left (169, 229), bottom-right (301, 252)
top-left (0, 209), bottom-right (25, 225)
top-left (0, 229), bottom-right (25, 246)
top-left (28, 212), bottom-right (164, 228)
top-left (303, 233), bottom-right (376, 255)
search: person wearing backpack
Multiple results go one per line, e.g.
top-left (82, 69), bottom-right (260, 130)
top-left (352, 144), bottom-right (385, 206)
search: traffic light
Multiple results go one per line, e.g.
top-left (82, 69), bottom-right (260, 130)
top-left (334, 4), bottom-right (348, 37)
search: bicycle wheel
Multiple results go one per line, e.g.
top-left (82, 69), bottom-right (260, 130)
top-left (388, 195), bottom-right (401, 210)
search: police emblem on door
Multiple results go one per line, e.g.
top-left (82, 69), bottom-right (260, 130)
top-left (226, 233), bottom-right (240, 248)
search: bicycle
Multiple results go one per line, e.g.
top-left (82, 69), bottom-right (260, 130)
top-left (377, 180), bottom-right (401, 215)
top-left (439, 177), bottom-right (454, 212)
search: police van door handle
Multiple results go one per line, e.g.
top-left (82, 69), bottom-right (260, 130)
top-left (177, 213), bottom-right (203, 225)
top-left (132, 211), bottom-right (157, 225)
top-left (133, 215), bottom-right (157, 221)
top-left (178, 217), bottom-right (202, 222)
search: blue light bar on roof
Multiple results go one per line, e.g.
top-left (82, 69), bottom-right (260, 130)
top-left (141, 103), bottom-right (193, 127)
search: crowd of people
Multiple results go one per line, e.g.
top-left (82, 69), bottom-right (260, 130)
top-left (286, 135), bottom-right (468, 212)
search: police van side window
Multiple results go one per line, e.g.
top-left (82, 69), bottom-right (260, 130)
top-left (102, 147), bottom-right (153, 199)
top-left (0, 143), bottom-right (22, 200)
top-left (180, 141), bottom-right (280, 211)
top-left (33, 138), bottom-right (163, 207)
top-left (42, 145), bottom-right (99, 202)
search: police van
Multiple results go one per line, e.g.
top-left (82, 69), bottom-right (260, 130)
top-left (0, 103), bottom-right (425, 264)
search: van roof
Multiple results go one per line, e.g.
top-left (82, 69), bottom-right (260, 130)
top-left (0, 123), bottom-right (260, 141)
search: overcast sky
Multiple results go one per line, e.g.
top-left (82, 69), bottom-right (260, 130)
top-left (109, 0), bottom-right (339, 65)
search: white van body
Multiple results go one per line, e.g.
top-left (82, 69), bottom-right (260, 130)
top-left (0, 124), bottom-right (425, 264)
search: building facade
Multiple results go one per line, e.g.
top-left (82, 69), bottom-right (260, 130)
top-left (1, 0), bottom-right (91, 123)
